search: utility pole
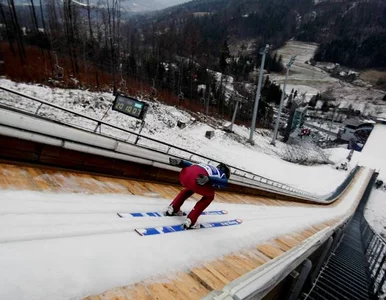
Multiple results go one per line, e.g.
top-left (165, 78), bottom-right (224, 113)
top-left (248, 44), bottom-right (270, 145)
top-left (206, 86), bottom-right (210, 115)
top-left (271, 55), bottom-right (296, 146)
top-left (329, 106), bottom-right (338, 140)
top-left (229, 95), bottom-right (241, 132)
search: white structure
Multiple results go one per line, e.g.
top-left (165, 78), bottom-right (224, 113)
top-left (338, 119), bottom-right (375, 142)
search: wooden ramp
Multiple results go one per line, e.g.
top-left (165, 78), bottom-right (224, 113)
top-left (0, 162), bottom-right (314, 207)
top-left (0, 162), bottom-right (371, 300)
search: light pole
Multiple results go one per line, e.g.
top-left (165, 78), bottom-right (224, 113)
top-left (229, 100), bottom-right (239, 132)
top-left (271, 55), bottom-right (296, 146)
top-left (328, 106), bottom-right (338, 141)
top-left (248, 44), bottom-right (270, 145)
top-left (229, 94), bottom-right (245, 131)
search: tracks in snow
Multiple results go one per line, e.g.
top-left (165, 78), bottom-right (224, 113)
top-left (0, 193), bottom-right (331, 243)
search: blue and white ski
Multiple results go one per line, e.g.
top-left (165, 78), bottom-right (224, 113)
top-left (135, 219), bottom-right (242, 236)
top-left (117, 210), bottom-right (227, 218)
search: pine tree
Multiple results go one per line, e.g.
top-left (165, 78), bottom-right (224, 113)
top-left (321, 100), bottom-right (329, 112)
top-left (219, 40), bottom-right (230, 73)
top-left (308, 95), bottom-right (317, 108)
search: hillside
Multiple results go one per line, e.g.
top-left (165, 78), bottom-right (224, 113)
top-left (135, 0), bottom-right (386, 68)
top-left (13, 0), bottom-right (191, 12)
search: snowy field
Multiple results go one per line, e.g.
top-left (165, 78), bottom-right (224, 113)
top-left (364, 189), bottom-right (386, 239)
top-left (271, 40), bottom-right (386, 117)
top-left (356, 123), bottom-right (386, 238)
top-left (0, 169), bottom-right (371, 300)
top-left (0, 78), bottom-right (351, 195)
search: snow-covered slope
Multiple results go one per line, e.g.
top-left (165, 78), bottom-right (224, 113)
top-left (357, 123), bottom-right (386, 238)
top-left (0, 79), bottom-right (350, 194)
top-left (0, 169), bottom-right (371, 300)
top-left (271, 40), bottom-right (386, 116)
top-left (0, 77), bottom-right (379, 300)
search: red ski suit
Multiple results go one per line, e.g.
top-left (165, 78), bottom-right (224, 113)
top-left (171, 165), bottom-right (215, 225)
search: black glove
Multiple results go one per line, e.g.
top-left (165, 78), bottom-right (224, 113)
top-left (169, 157), bottom-right (182, 167)
top-left (196, 174), bottom-right (209, 186)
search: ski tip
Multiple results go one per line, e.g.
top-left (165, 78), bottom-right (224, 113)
top-left (236, 219), bottom-right (243, 224)
top-left (117, 213), bottom-right (123, 218)
top-left (135, 229), bottom-right (144, 236)
top-left (222, 210), bottom-right (228, 214)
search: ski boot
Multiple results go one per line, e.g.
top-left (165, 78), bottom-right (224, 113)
top-left (182, 218), bottom-right (200, 230)
top-left (165, 205), bottom-right (184, 216)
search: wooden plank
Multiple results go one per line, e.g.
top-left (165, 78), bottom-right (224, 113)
top-left (98, 288), bottom-right (128, 300)
top-left (28, 167), bottom-right (49, 191)
top-left (203, 264), bottom-right (232, 284)
top-left (159, 282), bottom-right (195, 300)
top-left (146, 282), bottom-right (183, 300)
top-left (126, 181), bottom-right (147, 195)
top-left (312, 223), bottom-right (328, 231)
top-left (209, 258), bottom-right (246, 280)
top-left (257, 243), bottom-right (286, 259)
top-left (239, 250), bottom-right (269, 269)
top-left (274, 239), bottom-right (293, 252)
top-left (172, 273), bottom-right (211, 298)
top-left (157, 185), bottom-right (178, 200)
top-left (301, 228), bottom-right (317, 238)
top-left (84, 296), bottom-right (102, 300)
top-left (221, 255), bottom-right (252, 277)
top-left (276, 235), bottom-right (301, 249)
top-left (142, 184), bottom-right (165, 198)
top-left (190, 266), bottom-right (227, 291)
top-left (246, 250), bottom-right (271, 265)
top-left (120, 284), bottom-right (153, 300)
top-left (225, 254), bottom-right (257, 272)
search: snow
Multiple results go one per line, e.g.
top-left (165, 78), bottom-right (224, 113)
top-left (325, 148), bottom-right (351, 164)
top-left (357, 124), bottom-right (386, 178)
top-left (0, 78), bottom-right (350, 195)
top-left (364, 189), bottom-right (386, 239)
top-left (271, 40), bottom-right (386, 117)
top-left (280, 84), bottom-right (319, 103)
top-left (358, 123), bottom-right (386, 238)
top-left (211, 71), bottom-right (235, 102)
top-left (0, 169), bottom-right (371, 300)
top-left (0, 37), bottom-right (383, 299)
top-left (305, 120), bottom-right (341, 135)
top-left (71, 0), bottom-right (89, 7)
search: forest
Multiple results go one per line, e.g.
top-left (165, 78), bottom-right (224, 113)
top-left (0, 0), bottom-right (385, 126)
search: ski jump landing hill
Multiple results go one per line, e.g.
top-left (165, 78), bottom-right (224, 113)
top-left (0, 86), bottom-right (377, 300)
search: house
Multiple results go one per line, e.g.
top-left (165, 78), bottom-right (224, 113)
top-left (338, 119), bottom-right (374, 142)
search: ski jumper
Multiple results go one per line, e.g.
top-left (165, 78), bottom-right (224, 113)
top-left (170, 161), bottom-right (228, 225)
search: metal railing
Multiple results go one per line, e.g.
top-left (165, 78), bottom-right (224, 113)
top-left (0, 85), bottom-right (357, 200)
top-left (361, 216), bottom-right (386, 297)
top-left (324, 165), bottom-right (360, 200)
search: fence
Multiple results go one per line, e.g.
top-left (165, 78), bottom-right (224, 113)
top-left (361, 216), bottom-right (386, 297)
top-left (0, 85), bottom-right (358, 201)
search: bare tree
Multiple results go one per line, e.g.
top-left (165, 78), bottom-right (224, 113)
top-left (104, 0), bottom-right (121, 93)
top-left (7, 0), bottom-right (25, 63)
top-left (63, 0), bottom-right (80, 79)
top-left (0, 1), bottom-right (16, 54)
top-left (29, 0), bottom-right (39, 35)
top-left (86, 0), bottom-right (93, 39)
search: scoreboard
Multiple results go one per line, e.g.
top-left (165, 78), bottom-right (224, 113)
top-left (112, 94), bottom-right (148, 120)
